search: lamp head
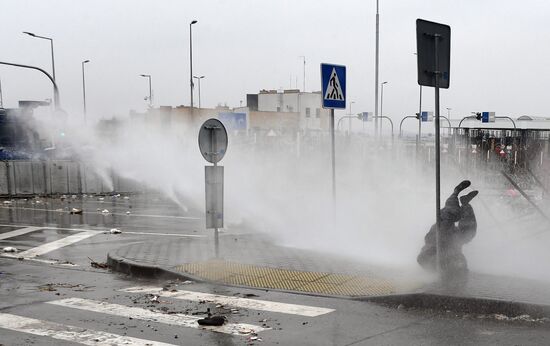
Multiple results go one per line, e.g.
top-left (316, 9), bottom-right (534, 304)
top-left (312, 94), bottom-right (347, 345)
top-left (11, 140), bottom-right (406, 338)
top-left (83, 60), bottom-right (90, 64)
top-left (23, 31), bottom-right (36, 37)
top-left (191, 20), bottom-right (198, 25)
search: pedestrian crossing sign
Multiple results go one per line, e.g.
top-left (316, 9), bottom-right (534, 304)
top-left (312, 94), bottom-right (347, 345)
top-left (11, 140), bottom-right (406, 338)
top-left (321, 63), bottom-right (346, 109)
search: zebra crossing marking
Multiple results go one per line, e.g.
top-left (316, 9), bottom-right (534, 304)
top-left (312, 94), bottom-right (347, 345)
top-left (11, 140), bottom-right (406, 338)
top-left (0, 226), bottom-right (42, 240)
top-left (120, 286), bottom-right (335, 317)
top-left (14, 231), bottom-right (99, 258)
top-left (47, 297), bottom-right (268, 335)
top-left (0, 312), bottom-right (176, 346)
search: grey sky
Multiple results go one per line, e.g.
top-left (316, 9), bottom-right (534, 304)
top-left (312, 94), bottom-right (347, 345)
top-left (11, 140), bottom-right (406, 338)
top-left (1, 0), bottom-right (549, 123)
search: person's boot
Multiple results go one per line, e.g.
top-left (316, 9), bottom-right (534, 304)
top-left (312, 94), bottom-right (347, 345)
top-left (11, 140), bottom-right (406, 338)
top-left (460, 190), bottom-right (478, 205)
top-left (454, 180), bottom-right (471, 193)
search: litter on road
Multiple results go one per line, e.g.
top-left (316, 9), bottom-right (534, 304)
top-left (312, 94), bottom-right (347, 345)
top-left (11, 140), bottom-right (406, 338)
top-left (88, 257), bottom-right (110, 269)
top-left (2, 247), bottom-right (18, 253)
top-left (197, 316), bottom-right (226, 326)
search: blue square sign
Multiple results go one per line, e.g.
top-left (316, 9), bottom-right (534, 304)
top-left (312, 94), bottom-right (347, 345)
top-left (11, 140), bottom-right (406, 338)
top-left (321, 63), bottom-right (346, 109)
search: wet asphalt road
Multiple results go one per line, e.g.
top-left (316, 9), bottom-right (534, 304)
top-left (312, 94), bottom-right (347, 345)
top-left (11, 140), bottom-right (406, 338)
top-left (1, 195), bottom-right (550, 345)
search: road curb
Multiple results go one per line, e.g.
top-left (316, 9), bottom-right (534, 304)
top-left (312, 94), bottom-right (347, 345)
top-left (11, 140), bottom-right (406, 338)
top-left (107, 252), bottom-right (192, 281)
top-left (107, 251), bottom-right (550, 319)
top-left (360, 293), bottom-right (550, 318)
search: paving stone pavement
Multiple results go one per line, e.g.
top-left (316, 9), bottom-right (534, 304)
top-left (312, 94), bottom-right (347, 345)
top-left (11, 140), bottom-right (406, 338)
top-left (109, 232), bottom-right (550, 307)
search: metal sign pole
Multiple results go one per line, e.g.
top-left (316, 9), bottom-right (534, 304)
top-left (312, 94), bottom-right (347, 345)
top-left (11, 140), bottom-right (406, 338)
top-left (418, 86), bottom-right (422, 157)
top-left (330, 109), bottom-right (336, 203)
top-left (214, 165), bottom-right (219, 258)
top-left (434, 34), bottom-right (442, 273)
top-left (199, 118), bottom-right (227, 260)
top-left (211, 127), bottom-right (220, 258)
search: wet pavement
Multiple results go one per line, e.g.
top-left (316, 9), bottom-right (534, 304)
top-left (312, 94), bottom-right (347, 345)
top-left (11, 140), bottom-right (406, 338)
top-left (1, 194), bottom-right (550, 345)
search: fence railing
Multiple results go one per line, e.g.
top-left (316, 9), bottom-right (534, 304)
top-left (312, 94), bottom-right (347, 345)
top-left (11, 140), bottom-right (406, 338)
top-left (0, 160), bottom-right (141, 196)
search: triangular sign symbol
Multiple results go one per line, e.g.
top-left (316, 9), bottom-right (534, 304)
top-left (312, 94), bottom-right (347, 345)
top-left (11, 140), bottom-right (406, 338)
top-left (324, 68), bottom-right (344, 101)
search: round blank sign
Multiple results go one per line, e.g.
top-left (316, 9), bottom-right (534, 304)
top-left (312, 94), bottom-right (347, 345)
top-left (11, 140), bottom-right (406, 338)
top-left (198, 118), bottom-right (228, 164)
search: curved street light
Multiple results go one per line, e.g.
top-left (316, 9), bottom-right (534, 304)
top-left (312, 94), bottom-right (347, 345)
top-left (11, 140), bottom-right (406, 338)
top-left (140, 74), bottom-right (152, 107)
top-left (0, 61), bottom-right (59, 109)
top-left (380, 81), bottom-right (388, 133)
top-left (23, 31), bottom-right (56, 82)
top-left (193, 75), bottom-right (205, 108)
top-left (337, 115), bottom-right (361, 131)
top-left (399, 115), bottom-right (417, 137)
top-left (373, 115), bottom-right (394, 138)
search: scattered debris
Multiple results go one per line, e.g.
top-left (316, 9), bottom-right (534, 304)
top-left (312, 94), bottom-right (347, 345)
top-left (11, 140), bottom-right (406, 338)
top-left (126, 211), bottom-right (131, 215)
top-left (238, 328), bottom-right (254, 334)
top-left (248, 335), bottom-right (262, 342)
top-left (101, 209), bottom-right (109, 214)
top-left (231, 308), bottom-right (239, 314)
top-left (490, 314), bottom-right (549, 323)
top-left (197, 316), bottom-right (226, 326)
top-left (397, 304), bottom-right (405, 310)
top-left (71, 195), bottom-right (77, 199)
top-left (70, 208), bottom-right (83, 215)
top-left (150, 295), bottom-right (160, 303)
top-left (124, 196), bottom-right (130, 200)
top-left (38, 283), bottom-right (92, 292)
top-left (182, 280), bottom-right (195, 285)
top-left (243, 293), bottom-right (259, 298)
top-left (98, 197), bottom-right (105, 202)
top-left (88, 257), bottom-right (110, 269)
top-left (2, 247), bottom-right (18, 253)
top-left (38, 284), bottom-right (57, 292)
top-left (109, 228), bottom-right (122, 234)
top-left (3, 201), bottom-right (12, 205)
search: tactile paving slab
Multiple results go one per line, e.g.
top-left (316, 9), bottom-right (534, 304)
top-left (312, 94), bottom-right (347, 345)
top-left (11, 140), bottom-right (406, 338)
top-left (174, 260), bottom-right (397, 297)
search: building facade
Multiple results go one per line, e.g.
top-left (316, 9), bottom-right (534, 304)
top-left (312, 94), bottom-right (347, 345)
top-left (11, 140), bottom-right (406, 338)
top-left (247, 89), bottom-right (330, 131)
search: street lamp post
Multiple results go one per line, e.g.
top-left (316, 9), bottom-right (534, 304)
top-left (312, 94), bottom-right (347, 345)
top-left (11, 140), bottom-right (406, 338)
top-left (23, 32), bottom-right (56, 82)
top-left (140, 74), bottom-right (152, 107)
top-left (299, 56), bottom-right (306, 92)
top-left (348, 101), bottom-right (355, 134)
top-left (193, 75), bottom-right (205, 108)
top-left (446, 107), bottom-right (452, 120)
top-left (0, 61), bottom-right (59, 109)
top-left (189, 20), bottom-right (198, 108)
top-left (374, 0), bottom-right (380, 139)
top-left (82, 60), bottom-right (90, 122)
top-left (380, 81), bottom-right (388, 135)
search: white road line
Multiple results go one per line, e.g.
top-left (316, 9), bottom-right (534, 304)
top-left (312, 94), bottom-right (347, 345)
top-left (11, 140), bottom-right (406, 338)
top-left (0, 226), bottom-right (42, 240)
top-left (0, 224), bottom-right (204, 238)
top-left (120, 287), bottom-right (335, 317)
top-left (122, 231), bottom-right (205, 238)
top-left (0, 223), bottom-right (103, 233)
top-left (16, 231), bottom-right (98, 258)
top-left (0, 254), bottom-right (77, 266)
top-left (48, 298), bottom-right (267, 336)
top-left (0, 206), bottom-right (200, 220)
top-left (0, 312), bottom-right (175, 346)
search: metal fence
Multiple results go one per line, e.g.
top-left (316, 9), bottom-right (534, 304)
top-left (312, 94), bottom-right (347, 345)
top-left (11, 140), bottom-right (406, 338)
top-left (0, 160), bottom-right (141, 196)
